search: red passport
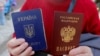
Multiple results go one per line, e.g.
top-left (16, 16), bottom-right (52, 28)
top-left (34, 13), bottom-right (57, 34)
top-left (51, 11), bottom-right (83, 55)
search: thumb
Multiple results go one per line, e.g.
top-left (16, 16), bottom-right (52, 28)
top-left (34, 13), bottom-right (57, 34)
top-left (69, 46), bottom-right (88, 56)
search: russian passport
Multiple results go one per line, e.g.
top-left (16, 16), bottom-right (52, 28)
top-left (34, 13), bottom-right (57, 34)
top-left (51, 11), bottom-right (83, 55)
top-left (11, 9), bottom-right (47, 51)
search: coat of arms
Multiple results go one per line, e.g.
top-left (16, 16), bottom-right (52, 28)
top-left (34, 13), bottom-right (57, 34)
top-left (24, 24), bottom-right (35, 38)
top-left (60, 26), bottom-right (76, 43)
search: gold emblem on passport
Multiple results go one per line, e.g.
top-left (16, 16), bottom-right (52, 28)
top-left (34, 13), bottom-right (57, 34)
top-left (60, 26), bottom-right (76, 43)
top-left (24, 24), bottom-right (35, 38)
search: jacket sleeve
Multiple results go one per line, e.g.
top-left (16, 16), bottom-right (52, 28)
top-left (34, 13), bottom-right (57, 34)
top-left (80, 33), bottom-right (100, 56)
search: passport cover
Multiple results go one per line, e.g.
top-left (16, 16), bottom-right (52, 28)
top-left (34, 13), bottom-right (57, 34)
top-left (51, 11), bottom-right (83, 55)
top-left (12, 9), bottom-right (47, 51)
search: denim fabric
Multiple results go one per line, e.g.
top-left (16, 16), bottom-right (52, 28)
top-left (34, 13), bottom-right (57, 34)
top-left (80, 33), bottom-right (100, 56)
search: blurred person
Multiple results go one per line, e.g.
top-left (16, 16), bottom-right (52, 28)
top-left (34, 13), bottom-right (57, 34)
top-left (97, 4), bottom-right (100, 19)
top-left (0, 0), bottom-right (6, 25)
top-left (4, 0), bottom-right (17, 15)
top-left (92, 0), bottom-right (96, 2)
top-left (7, 0), bottom-right (100, 56)
top-left (96, 1), bottom-right (100, 18)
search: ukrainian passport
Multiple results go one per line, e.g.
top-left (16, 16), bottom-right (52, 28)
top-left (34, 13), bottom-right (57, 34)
top-left (51, 11), bottom-right (83, 55)
top-left (11, 9), bottom-right (47, 51)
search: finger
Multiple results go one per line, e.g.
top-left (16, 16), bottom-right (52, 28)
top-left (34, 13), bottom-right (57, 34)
top-left (19, 47), bottom-right (34, 56)
top-left (69, 46), bottom-right (88, 56)
top-left (11, 42), bottom-right (28, 56)
top-left (75, 53), bottom-right (93, 56)
top-left (7, 38), bottom-right (25, 48)
top-left (48, 54), bottom-right (53, 56)
top-left (30, 51), bottom-right (35, 55)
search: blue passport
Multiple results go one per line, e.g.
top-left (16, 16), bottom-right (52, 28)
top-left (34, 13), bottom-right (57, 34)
top-left (12, 9), bottom-right (47, 51)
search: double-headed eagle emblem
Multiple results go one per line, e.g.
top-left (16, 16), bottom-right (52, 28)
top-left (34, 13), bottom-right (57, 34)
top-left (24, 24), bottom-right (35, 38)
top-left (60, 26), bottom-right (76, 43)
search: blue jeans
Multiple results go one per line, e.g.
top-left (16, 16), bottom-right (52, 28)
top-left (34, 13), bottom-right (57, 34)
top-left (0, 9), bottom-right (5, 25)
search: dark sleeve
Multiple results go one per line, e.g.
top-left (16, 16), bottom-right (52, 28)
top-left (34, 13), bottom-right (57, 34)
top-left (80, 33), bottom-right (100, 56)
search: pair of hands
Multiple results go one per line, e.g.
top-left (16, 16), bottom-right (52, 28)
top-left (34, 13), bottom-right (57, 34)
top-left (7, 38), bottom-right (93, 56)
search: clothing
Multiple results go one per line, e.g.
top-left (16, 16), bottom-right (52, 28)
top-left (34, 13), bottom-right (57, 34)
top-left (32, 33), bottom-right (100, 56)
top-left (0, 9), bottom-right (5, 25)
top-left (80, 33), bottom-right (100, 56)
top-left (11, 0), bottom-right (100, 56)
top-left (20, 0), bottom-right (100, 52)
top-left (4, 0), bottom-right (16, 14)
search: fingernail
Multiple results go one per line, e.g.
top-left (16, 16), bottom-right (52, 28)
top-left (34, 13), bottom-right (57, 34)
top-left (18, 38), bottom-right (25, 42)
top-left (31, 51), bottom-right (35, 55)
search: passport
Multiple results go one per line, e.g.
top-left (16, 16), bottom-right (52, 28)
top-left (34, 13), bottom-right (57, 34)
top-left (51, 11), bottom-right (83, 55)
top-left (11, 9), bottom-right (47, 51)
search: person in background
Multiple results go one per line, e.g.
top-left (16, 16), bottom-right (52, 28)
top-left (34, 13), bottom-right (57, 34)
top-left (0, 0), bottom-right (6, 25)
top-left (4, 0), bottom-right (17, 15)
top-left (97, 3), bottom-right (100, 19)
top-left (92, 0), bottom-right (100, 19)
top-left (7, 0), bottom-right (100, 56)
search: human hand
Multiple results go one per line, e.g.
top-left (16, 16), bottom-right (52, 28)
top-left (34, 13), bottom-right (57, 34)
top-left (69, 46), bottom-right (93, 56)
top-left (7, 38), bottom-right (35, 56)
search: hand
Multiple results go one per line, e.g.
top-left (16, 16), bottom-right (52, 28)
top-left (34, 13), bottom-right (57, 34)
top-left (7, 38), bottom-right (35, 56)
top-left (69, 46), bottom-right (93, 56)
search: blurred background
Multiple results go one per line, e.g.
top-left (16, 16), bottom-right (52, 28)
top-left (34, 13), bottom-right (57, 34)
top-left (0, 0), bottom-right (25, 56)
top-left (0, 0), bottom-right (100, 56)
